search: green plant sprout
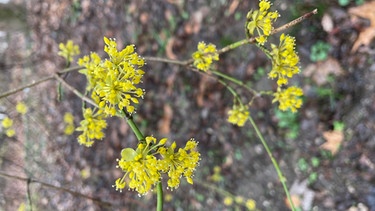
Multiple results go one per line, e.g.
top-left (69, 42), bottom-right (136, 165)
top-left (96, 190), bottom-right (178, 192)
top-left (297, 156), bottom-right (321, 185)
top-left (275, 109), bottom-right (300, 139)
top-left (310, 40), bottom-right (331, 62)
top-left (0, 1), bottom-right (318, 210)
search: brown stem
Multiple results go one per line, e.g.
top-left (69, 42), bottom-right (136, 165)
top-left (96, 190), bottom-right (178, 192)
top-left (0, 170), bottom-right (112, 207)
top-left (53, 73), bottom-right (98, 108)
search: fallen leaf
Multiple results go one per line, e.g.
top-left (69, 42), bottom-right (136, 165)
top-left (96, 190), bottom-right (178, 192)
top-left (184, 7), bottom-right (209, 35)
top-left (320, 130), bottom-right (344, 155)
top-left (303, 57), bottom-right (345, 86)
top-left (196, 75), bottom-right (210, 107)
top-left (321, 13), bottom-right (334, 33)
top-left (348, 1), bottom-right (375, 52)
top-left (158, 104), bottom-right (173, 135)
top-left (227, 0), bottom-right (239, 16)
top-left (285, 194), bottom-right (301, 210)
top-left (166, 37), bottom-right (177, 60)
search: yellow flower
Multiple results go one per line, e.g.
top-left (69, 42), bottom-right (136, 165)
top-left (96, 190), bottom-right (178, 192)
top-left (115, 137), bottom-right (166, 194)
top-left (76, 108), bottom-right (107, 147)
top-left (58, 40), bottom-right (80, 63)
top-left (16, 102), bottom-right (28, 115)
top-left (227, 104), bottom-right (249, 127)
top-left (64, 124), bottom-right (75, 135)
top-left (6, 129), bottom-right (15, 137)
top-left (63, 112), bottom-right (75, 135)
top-left (235, 196), bottom-right (244, 204)
top-left (78, 52), bottom-right (103, 91)
top-left (245, 199), bottom-right (257, 210)
top-left (78, 37), bottom-right (145, 116)
top-left (114, 137), bottom-right (200, 194)
top-left (223, 196), bottom-right (234, 206)
top-left (158, 139), bottom-right (200, 189)
top-left (273, 86), bottom-right (303, 112)
top-left (246, 0), bottom-right (279, 44)
top-left (269, 33), bottom-right (300, 86)
top-left (64, 112), bottom-right (74, 125)
top-left (192, 42), bottom-right (219, 71)
top-left (2, 117), bottom-right (13, 128)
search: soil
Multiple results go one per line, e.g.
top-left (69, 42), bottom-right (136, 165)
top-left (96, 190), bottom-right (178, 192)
top-left (0, 0), bottom-right (374, 211)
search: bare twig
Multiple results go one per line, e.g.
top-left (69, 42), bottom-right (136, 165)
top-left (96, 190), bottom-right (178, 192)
top-left (0, 75), bottom-right (55, 99)
top-left (27, 178), bottom-right (33, 211)
top-left (0, 171), bottom-right (112, 208)
top-left (0, 66), bottom-right (82, 99)
top-left (53, 73), bottom-right (98, 108)
top-left (271, 9), bottom-right (318, 34)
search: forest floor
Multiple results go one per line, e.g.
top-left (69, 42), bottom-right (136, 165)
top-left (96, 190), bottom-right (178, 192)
top-left (0, 0), bottom-right (375, 210)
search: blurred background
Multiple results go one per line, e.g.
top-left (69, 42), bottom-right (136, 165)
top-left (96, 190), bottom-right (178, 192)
top-left (0, 0), bottom-right (374, 210)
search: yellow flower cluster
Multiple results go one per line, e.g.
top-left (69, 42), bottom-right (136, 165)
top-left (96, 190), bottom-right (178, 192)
top-left (78, 37), bottom-right (145, 116)
top-left (76, 108), bottom-right (107, 147)
top-left (269, 33), bottom-right (303, 112)
top-left (223, 195), bottom-right (257, 210)
top-left (16, 102), bottom-right (28, 115)
top-left (246, 0), bottom-right (279, 44)
top-left (58, 40), bottom-right (80, 63)
top-left (63, 112), bottom-right (75, 135)
top-left (227, 104), bottom-right (249, 127)
top-left (269, 33), bottom-right (300, 86)
top-left (114, 136), bottom-right (200, 195)
top-left (1, 117), bottom-right (15, 137)
top-left (272, 86), bottom-right (303, 113)
top-left (192, 42), bottom-right (219, 71)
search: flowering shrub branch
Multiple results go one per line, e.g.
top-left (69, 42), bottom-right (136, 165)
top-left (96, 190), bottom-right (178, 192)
top-left (0, 2), bottom-right (318, 210)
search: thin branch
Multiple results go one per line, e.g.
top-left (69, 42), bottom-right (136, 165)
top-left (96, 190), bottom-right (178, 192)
top-left (0, 171), bottom-right (112, 208)
top-left (0, 66), bottom-right (82, 99)
top-left (144, 56), bottom-right (189, 66)
top-left (145, 9), bottom-right (318, 66)
top-left (271, 9), bottom-right (318, 35)
top-left (53, 73), bottom-right (98, 108)
top-left (27, 178), bottom-right (33, 211)
top-left (0, 75), bottom-right (55, 99)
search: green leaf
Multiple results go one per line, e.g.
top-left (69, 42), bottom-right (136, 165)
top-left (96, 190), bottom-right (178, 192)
top-left (121, 148), bottom-right (137, 161)
top-left (338, 0), bottom-right (350, 6)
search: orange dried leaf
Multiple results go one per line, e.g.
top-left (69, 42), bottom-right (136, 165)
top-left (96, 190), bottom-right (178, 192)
top-left (285, 194), bottom-right (301, 210)
top-left (320, 130), bottom-right (344, 155)
top-left (303, 57), bottom-right (345, 86)
top-left (157, 104), bottom-right (173, 135)
top-left (348, 1), bottom-right (375, 52)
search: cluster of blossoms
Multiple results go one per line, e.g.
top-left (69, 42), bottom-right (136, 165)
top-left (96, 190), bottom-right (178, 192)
top-left (192, 42), bottom-right (219, 71)
top-left (223, 195), bottom-right (257, 210)
top-left (114, 136), bottom-right (200, 195)
top-left (1, 102), bottom-right (28, 137)
top-left (269, 34), bottom-right (303, 112)
top-left (75, 108), bottom-right (107, 147)
top-left (63, 112), bottom-right (75, 135)
top-left (269, 34), bottom-right (300, 86)
top-left (58, 40), bottom-right (80, 63)
top-left (1, 117), bottom-right (15, 137)
top-left (273, 86), bottom-right (303, 113)
top-left (227, 103), bottom-right (249, 127)
top-left (246, 0), bottom-right (279, 44)
top-left (78, 37), bottom-right (145, 116)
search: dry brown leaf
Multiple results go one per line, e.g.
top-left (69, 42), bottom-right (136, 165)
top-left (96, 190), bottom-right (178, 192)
top-left (227, 0), bottom-right (240, 16)
top-left (158, 104), bottom-right (173, 135)
top-left (349, 1), bottom-right (375, 52)
top-left (320, 130), bottom-right (344, 155)
top-left (184, 7), bottom-right (209, 35)
top-left (285, 194), bottom-right (301, 210)
top-left (196, 75), bottom-right (209, 107)
top-left (166, 37), bottom-right (177, 60)
top-left (303, 57), bottom-right (345, 85)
